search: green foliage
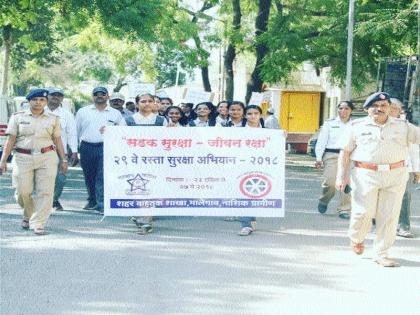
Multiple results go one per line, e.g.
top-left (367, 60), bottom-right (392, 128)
top-left (0, 0), bottom-right (59, 71)
top-left (260, 0), bottom-right (418, 90)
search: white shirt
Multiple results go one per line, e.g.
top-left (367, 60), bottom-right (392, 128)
top-left (45, 105), bottom-right (78, 154)
top-left (315, 117), bottom-right (351, 161)
top-left (407, 144), bottom-right (420, 173)
top-left (216, 116), bottom-right (228, 125)
top-left (264, 114), bottom-right (280, 129)
top-left (132, 112), bottom-right (167, 126)
top-left (76, 104), bottom-right (126, 143)
top-left (193, 118), bottom-right (209, 127)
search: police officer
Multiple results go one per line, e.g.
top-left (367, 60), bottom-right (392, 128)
top-left (336, 92), bottom-right (420, 267)
top-left (0, 88), bottom-right (68, 235)
top-left (315, 101), bottom-right (353, 219)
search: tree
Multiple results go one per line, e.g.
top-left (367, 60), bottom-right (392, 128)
top-left (71, 22), bottom-right (156, 90)
top-left (224, 0), bottom-right (242, 100)
top-left (260, 0), bottom-right (418, 91)
top-left (0, 0), bottom-right (58, 95)
top-left (245, 0), bottom-right (271, 103)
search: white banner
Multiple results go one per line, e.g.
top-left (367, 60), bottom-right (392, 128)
top-left (183, 88), bottom-right (214, 105)
top-left (248, 92), bottom-right (264, 106)
top-left (128, 82), bottom-right (155, 98)
top-left (104, 127), bottom-right (286, 217)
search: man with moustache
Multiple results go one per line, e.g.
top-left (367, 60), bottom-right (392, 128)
top-left (336, 92), bottom-right (420, 267)
top-left (109, 92), bottom-right (133, 120)
top-left (46, 87), bottom-right (78, 211)
top-left (75, 87), bottom-right (126, 213)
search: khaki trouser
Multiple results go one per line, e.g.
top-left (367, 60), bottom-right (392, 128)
top-left (319, 152), bottom-right (351, 212)
top-left (348, 166), bottom-right (408, 259)
top-left (12, 151), bottom-right (58, 229)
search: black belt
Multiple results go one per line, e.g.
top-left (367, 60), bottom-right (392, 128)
top-left (81, 141), bottom-right (103, 147)
top-left (325, 148), bottom-right (340, 153)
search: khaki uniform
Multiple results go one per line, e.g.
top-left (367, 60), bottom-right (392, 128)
top-left (316, 118), bottom-right (351, 212)
top-left (6, 109), bottom-right (61, 229)
top-left (320, 153), bottom-right (351, 212)
top-left (341, 116), bottom-right (420, 259)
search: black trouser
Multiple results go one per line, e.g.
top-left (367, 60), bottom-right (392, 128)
top-left (80, 141), bottom-right (104, 207)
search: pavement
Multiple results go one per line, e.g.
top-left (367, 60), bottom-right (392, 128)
top-left (1, 153), bottom-right (419, 315)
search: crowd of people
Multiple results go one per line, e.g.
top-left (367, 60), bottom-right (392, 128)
top-left (0, 86), bottom-right (419, 267)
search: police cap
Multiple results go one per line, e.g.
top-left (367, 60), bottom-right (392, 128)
top-left (363, 92), bottom-right (390, 109)
top-left (26, 88), bottom-right (49, 101)
top-left (92, 86), bottom-right (108, 95)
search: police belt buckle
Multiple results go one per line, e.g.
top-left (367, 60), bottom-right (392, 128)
top-left (31, 148), bottom-right (42, 155)
top-left (377, 164), bottom-right (390, 171)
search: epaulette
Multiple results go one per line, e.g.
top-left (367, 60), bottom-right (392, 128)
top-left (13, 111), bottom-right (25, 115)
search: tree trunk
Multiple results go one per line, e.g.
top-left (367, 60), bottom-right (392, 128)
top-left (190, 1), bottom-right (215, 92)
top-left (200, 63), bottom-right (212, 92)
top-left (224, 0), bottom-right (241, 101)
top-left (113, 77), bottom-right (127, 92)
top-left (192, 35), bottom-right (212, 92)
top-left (1, 25), bottom-right (12, 96)
top-left (245, 0), bottom-right (271, 104)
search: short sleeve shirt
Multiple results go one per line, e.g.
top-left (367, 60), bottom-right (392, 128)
top-left (340, 116), bottom-right (420, 164)
top-left (76, 105), bottom-right (126, 143)
top-left (6, 109), bottom-right (61, 150)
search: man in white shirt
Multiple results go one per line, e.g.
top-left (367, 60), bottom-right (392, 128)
top-left (264, 107), bottom-right (280, 129)
top-left (46, 87), bottom-right (78, 211)
top-left (315, 101), bottom-right (353, 219)
top-left (76, 87), bottom-right (126, 213)
top-left (109, 92), bottom-right (133, 120)
top-left (389, 98), bottom-right (419, 238)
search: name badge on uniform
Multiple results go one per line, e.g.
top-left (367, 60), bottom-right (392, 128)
top-left (361, 132), bottom-right (372, 136)
top-left (331, 126), bottom-right (339, 128)
top-left (19, 121), bottom-right (31, 125)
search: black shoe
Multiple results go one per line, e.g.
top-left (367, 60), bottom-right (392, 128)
top-left (338, 212), bottom-right (350, 220)
top-left (318, 203), bottom-right (327, 214)
top-left (53, 201), bottom-right (64, 211)
top-left (130, 217), bottom-right (142, 227)
top-left (92, 205), bottom-right (104, 214)
top-left (137, 224), bottom-right (153, 235)
top-left (83, 202), bottom-right (97, 210)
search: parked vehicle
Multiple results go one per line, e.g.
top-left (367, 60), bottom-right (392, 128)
top-left (0, 96), bottom-right (18, 160)
top-left (306, 130), bottom-right (319, 157)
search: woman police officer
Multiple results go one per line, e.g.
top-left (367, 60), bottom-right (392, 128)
top-left (0, 88), bottom-right (67, 235)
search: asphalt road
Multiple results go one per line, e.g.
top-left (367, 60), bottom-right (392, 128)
top-left (1, 155), bottom-right (419, 315)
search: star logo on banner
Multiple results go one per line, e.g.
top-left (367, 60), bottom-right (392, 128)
top-left (127, 173), bottom-right (150, 192)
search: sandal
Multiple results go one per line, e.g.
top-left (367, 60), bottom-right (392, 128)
top-left (351, 241), bottom-right (364, 255)
top-left (34, 228), bottom-right (48, 236)
top-left (21, 219), bottom-right (30, 230)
